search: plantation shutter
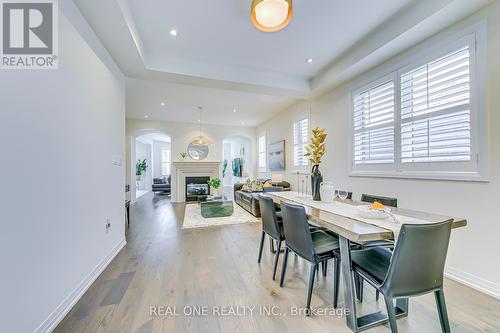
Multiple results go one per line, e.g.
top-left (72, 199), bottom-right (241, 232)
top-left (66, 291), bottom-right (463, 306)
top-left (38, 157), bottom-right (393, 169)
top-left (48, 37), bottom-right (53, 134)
top-left (353, 80), bottom-right (395, 164)
top-left (400, 46), bottom-right (471, 163)
top-left (293, 117), bottom-right (309, 167)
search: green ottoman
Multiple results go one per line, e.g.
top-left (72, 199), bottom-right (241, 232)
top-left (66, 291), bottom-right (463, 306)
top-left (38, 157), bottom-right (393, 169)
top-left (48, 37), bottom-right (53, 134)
top-left (200, 199), bottom-right (234, 218)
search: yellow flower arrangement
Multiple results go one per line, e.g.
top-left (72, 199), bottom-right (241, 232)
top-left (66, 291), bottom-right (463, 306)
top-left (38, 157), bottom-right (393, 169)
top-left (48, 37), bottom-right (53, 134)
top-left (304, 127), bottom-right (327, 166)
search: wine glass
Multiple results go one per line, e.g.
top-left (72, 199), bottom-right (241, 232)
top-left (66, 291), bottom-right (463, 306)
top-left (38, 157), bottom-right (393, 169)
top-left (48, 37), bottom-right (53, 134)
top-left (338, 189), bottom-right (349, 201)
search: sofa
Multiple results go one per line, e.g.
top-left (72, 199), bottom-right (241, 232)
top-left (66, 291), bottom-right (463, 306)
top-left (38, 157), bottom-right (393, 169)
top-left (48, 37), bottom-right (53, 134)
top-left (234, 180), bottom-right (290, 217)
top-left (152, 175), bottom-right (171, 194)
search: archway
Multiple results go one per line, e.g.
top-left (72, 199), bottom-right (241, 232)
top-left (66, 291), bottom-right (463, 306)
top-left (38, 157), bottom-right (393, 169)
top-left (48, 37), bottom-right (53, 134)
top-left (129, 130), bottom-right (172, 202)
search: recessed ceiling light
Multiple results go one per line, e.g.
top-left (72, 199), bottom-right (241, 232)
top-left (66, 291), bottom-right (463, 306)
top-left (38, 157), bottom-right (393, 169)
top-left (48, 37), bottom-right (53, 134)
top-left (160, 102), bottom-right (165, 106)
top-left (145, 115), bottom-right (149, 119)
top-left (169, 29), bottom-right (178, 37)
top-left (233, 108), bottom-right (237, 113)
top-left (306, 58), bottom-right (313, 63)
top-left (197, 119), bottom-right (201, 122)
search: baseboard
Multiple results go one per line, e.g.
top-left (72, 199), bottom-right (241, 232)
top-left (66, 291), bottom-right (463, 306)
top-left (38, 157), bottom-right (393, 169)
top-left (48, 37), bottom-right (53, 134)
top-left (35, 239), bottom-right (127, 333)
top-left (445, 266), bottom-right (500, 300)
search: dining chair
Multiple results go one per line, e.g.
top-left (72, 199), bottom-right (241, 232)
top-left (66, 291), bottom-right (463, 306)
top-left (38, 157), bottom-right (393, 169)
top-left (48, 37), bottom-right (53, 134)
top-left (334, 190), bottom-right (353, 200)
top-left (356, 193), bottom-right (398, 301)
top-left (361, 193), bottom-right (397, 207)
top-left (350, 220), bottom-right (453, 333)
top-left (279, 201), bottom-right (342, 314)
top-left (258, 195), bottom-right (285, 280)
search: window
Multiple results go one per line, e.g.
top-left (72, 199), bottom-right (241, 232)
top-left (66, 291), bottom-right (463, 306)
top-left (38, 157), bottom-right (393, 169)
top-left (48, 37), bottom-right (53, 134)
top-left (400, 46), bottom-right (471, 163)
top-left (161, 149), bottom-right (170, 176)
top-left (258, 134), bottom-right (266, 171)
top-left (353, 79), bottom-right (395, 165)
top-left (350, 32), bottom-right (486, 181)
top-left (293, 117), bottom-right (309, 167)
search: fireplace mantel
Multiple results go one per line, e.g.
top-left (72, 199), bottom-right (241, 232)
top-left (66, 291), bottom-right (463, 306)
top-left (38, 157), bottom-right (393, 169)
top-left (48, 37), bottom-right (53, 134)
top-left (171, 162), bottom-right (221, 202)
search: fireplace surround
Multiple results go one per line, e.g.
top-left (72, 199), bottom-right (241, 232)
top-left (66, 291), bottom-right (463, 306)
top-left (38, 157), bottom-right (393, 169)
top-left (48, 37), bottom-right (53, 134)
top-left (171, 162), bottom-right (221, 202)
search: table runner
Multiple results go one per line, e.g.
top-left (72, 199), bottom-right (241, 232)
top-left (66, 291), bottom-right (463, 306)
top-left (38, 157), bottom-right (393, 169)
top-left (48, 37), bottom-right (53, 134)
top-left (270, 191), bottom-right (447, 242)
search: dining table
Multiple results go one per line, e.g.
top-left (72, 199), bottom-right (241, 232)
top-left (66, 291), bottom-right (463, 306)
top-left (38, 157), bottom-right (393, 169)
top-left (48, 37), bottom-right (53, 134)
top-left (263, 190), bottom-right (467, 333)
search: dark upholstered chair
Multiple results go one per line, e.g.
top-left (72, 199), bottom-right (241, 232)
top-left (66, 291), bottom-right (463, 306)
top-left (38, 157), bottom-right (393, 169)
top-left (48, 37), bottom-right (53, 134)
top-left (335, 190), bottom-right (353, 200)
top-left (356, 193), bottom-right (398, 301)
top-left (257, 195), bottom-right (285, 280)
top-left (361, 193), bottom-right (397, 207)
top-left (351, 221), bottom-right (453, 333)
top-left (279, 202), bottom-right (342, 314)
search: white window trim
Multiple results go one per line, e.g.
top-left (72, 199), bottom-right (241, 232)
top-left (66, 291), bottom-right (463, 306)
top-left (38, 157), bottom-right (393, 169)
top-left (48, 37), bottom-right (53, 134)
top-left (293, 114), bottom-right (310, 169)
top-left (258, 132), bottom-right (267, 172)
top-left (348, 23), bottom-right (489, 182)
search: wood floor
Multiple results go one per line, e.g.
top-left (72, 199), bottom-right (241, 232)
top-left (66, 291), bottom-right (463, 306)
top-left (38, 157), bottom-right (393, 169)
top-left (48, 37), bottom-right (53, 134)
top-left (56, 193), bottom-right (500, 333)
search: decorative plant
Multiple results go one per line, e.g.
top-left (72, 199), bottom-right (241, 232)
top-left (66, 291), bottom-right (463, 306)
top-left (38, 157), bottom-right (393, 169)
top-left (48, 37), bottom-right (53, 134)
top-left (136, 159), bottom-right (148, 176)
top-left (207, 178), bottom-right (222, 189)
top-left (180, 152), bottom-right (187, 159)
top-left (305, 127), bottom-right (327, 168)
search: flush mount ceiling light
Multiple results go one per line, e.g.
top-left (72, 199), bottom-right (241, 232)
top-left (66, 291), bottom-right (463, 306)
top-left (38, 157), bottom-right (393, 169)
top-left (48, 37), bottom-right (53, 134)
top-left (169, 29), bottom-right (178, 37)
top-left (251, 0), bottom-right (292, 32)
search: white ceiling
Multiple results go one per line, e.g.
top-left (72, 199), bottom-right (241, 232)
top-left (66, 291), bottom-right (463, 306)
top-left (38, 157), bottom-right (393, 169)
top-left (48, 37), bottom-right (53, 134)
top-left (128, 0), bottom-right (411, 78)
top-left (126, 78), bottom-right (296, 126)
top-left (73, 0), bottom-right (492, 126)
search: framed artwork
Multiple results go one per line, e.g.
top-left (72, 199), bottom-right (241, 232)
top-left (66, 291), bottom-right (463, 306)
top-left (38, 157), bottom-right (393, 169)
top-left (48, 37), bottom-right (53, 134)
top-left (268, 140), bottom-right (285, 171)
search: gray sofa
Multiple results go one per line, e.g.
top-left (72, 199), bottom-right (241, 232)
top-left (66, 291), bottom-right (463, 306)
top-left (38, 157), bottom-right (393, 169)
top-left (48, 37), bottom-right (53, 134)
top-left (234, 180), bottom-right (290, 217)
top-left (152, 176), bottom-right (171, 194)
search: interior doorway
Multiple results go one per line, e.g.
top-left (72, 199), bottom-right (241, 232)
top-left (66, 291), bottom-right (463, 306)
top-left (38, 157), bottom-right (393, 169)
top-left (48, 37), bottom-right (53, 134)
top-left (131, 132), bottom-right (171, 201)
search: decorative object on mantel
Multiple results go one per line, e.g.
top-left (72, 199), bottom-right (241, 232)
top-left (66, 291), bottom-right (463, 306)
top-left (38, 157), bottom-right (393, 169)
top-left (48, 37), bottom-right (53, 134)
top-left (305, 127), bottom-right (327, 201)
top-left (188, 106), bottom-right (210, 160)
top-left (268, 140), bottom-right (285, 171)
top-left (180, 152), bottom-right (187, 159)
top-left (207, 178), bottom-right (222, 195)
top-left (135, 159), bottom-right (148, 181)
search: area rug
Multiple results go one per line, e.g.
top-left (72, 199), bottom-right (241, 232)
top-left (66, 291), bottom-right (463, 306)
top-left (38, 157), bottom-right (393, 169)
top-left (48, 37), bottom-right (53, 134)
top-left (182, 202), bottom-right (260, 229)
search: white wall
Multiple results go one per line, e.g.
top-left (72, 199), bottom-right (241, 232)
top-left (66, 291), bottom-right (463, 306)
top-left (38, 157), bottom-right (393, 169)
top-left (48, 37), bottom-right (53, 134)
top-left (0, 2), bottom-right (126, 332)
top-left (126, 119), bottom-right (257, 200)
top-left (257, 2), bottom-right (500, 298)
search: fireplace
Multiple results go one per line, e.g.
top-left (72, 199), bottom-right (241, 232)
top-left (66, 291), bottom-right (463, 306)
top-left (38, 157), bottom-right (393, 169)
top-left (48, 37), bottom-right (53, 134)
top-left (185, 176), bottom-right (210, 202)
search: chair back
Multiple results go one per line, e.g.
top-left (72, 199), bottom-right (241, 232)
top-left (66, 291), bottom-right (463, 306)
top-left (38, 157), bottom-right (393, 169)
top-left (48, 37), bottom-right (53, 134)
top-left (263, 186), bottom-right (284, 193)
top-left (335, 190), bottom-right (353, 200)
top-left (280, 202), bottom-right (315, 262)
top-left (258, 195), bottom-right (281, 240)
top-left (361, 194), bottom-right (397, 207)
top-left (381, 221), bottom-right (452, 298)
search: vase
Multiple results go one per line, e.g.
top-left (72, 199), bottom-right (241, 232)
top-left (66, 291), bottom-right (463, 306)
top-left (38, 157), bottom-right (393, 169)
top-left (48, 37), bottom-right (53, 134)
top-left (136, 174), bottom-right (141, 181)
top-left (311, 165), bottom-right (323, 201)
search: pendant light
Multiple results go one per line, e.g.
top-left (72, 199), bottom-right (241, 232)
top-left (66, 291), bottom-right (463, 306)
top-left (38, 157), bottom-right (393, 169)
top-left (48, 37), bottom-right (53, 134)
top-left (251, 0), bottom-right (293, 32)
top-left (197, 106), bottom-right (205, 144)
